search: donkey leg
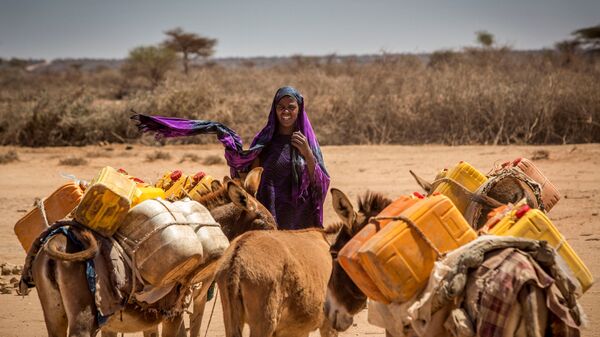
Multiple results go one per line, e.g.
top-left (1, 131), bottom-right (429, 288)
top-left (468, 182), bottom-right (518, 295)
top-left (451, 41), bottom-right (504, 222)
top-left (161, 315), bottom-right (184, 337)
top-left (57, 261), bottom-right (99, 337)
top-left (242, 282), bottom-right (278, 337)
top-left (189, 280), bottom-right (213, 337)
top-left (55, 260), bottom-right (98, 337)
top-left (32, 255), bottom-right (68, 337)
top-left (143, 326), bottom-right (159, 337)
top-left (217, 278), bottom-right (244, 337)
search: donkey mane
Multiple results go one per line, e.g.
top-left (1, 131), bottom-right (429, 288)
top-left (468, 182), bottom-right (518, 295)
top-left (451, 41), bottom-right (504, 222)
top-left (194, 184), bottom-right (230, 210)
top-left (357, 191), bottom-right (393, 219)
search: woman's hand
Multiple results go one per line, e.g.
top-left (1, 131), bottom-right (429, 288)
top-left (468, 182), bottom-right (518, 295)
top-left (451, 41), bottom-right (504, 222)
top-left (291, 131), bottom-right (313, 159)
top-left (292, 131), bottom-right (316, 182)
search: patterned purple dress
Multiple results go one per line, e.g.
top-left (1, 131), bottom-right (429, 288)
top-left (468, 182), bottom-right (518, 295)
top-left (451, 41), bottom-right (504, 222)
top-left (257, 133), bottom-right (317, 229)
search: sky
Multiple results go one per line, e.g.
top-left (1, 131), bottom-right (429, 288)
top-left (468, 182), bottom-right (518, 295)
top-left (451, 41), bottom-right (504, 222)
top-left (0, 0), bottom-right (598, 60)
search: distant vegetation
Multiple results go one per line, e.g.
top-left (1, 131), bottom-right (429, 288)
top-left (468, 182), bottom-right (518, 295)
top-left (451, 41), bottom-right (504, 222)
top-left (1, 27), bottom-right (599, 146)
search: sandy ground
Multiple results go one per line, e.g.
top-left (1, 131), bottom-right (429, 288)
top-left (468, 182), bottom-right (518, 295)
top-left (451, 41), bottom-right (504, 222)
top-left (0, 143), bottom-right (598, 337)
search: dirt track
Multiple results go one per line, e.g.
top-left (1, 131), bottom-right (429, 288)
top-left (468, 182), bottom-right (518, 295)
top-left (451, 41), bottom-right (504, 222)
top-left (0, 144), bottom-right (598, 336)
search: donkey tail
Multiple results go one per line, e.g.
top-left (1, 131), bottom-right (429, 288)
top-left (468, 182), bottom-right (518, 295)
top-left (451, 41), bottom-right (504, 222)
top-left (216, 240), bottom-right (246, 337)
top-left (44, 228), bottom-right (99, 262)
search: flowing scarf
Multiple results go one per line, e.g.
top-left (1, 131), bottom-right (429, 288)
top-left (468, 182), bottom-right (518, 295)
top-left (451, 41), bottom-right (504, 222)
top-left (131, 86), bottom-right (330, 226)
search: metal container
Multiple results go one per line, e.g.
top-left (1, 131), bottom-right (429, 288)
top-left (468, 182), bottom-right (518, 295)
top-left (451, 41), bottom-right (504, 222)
top-left (116, 199), bottom-right (204, 286)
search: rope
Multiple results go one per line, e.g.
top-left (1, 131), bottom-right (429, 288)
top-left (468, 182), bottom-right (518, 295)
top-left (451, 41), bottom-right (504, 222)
top-left (203, 287), bottom-right (218, 337)
top-left (431, 177), bottom-right (503, 208)
top-left (370, 215), bottom-right (443, 258)
top-left (36, 199), bottom-right (50, 227)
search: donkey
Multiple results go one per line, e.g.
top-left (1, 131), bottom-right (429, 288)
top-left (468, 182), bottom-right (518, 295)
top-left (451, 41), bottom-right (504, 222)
top-left (324, 188), bottom-right (393, 332)
top-left (326, 189), bottom-right (555, 337)
top-left (185, 168), bottom-right (277, 337)
top-left (216, 188), bottom-right (392, 337)
top-left (26, 168), bottom-right (276, 337)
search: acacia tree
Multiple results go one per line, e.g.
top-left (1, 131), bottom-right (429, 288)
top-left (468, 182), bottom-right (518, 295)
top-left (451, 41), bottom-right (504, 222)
top-left (572, 24), bottom-right (600, 52)
top-left (163, 27), bottom-right (217, 74)
top-left (475, 30), bottom-right (495, 48)
top-left (122, 45), bottom-right (177, 88)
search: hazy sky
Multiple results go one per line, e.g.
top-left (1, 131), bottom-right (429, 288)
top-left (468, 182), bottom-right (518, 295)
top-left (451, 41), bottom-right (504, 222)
top-left (0, 0), bottom-right (598, 60)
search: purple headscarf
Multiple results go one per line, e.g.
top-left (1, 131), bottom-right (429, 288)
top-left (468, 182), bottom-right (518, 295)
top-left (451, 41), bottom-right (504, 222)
top-left (131, 86), bottom-right (330, 226)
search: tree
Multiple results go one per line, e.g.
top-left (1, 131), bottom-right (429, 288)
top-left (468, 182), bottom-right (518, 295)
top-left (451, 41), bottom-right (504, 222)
top-left (163, 27), bottom-right (217, 74)
top-left (572, 24), bottom-right (600, 52)
top-left (122, 46), bottom-right (177, 88)
top-left (475, 30), bottom-right (495, 48)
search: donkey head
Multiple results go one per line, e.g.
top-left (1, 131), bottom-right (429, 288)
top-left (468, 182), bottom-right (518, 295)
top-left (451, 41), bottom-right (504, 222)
top-left (197, 167), bottom-right (277, 241)
top-left (324, 188), bottom-right (392, 331)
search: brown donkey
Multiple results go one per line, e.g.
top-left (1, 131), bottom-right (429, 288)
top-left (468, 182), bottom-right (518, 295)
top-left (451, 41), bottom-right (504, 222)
top-left (324, 188), bottom-right (393, 332)
top-left (216, 188), bottom-right (391, 337)
top-left (186, 168), bottom-right (277, 337)
top-left (24, 168), bottom-right (276, 337)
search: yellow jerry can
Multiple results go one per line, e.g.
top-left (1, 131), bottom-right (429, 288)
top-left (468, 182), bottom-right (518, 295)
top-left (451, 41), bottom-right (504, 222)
top-left (432, 161), bottom-right (487, 214)
top-left (358, 195), bottom-right (477, 303)
top-left (75, 166), bottom-right (137, 236)
top-left (490, 206), bottom-right (594, 294)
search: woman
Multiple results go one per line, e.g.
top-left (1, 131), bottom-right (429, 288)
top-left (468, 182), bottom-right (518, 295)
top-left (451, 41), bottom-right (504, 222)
top-left (132, 86), bottom-right (330, 229)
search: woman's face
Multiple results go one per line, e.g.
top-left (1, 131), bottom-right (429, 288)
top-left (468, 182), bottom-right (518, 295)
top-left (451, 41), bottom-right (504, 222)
top-left (276, 95), bottom-right (299, 133)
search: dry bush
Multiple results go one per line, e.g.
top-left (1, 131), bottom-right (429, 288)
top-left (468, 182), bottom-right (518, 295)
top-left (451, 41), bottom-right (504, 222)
top-left (202, 154), bottom-right (224, 165)
top-left (1, 51), bottom-right (599, 147)
top-left (85, 149), bottom-right (113, 158)
top-left (0, 150), bottom-right (18, 164)
top-left (145, 150), bottom-right (172, 162)
top-left (179, 153), bottom-right (201, 163)
top-left (58, 157), bottom-right (88, 166)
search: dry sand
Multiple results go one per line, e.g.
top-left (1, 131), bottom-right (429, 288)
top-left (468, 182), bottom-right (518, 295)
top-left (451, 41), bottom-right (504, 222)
top-left (0, 144), bottom-right (598, 337)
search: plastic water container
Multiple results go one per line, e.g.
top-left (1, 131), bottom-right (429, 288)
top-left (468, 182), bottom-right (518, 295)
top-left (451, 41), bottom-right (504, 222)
top-left (156, 170), bottom-right (193, 200)
top-left (490, 206), bottom-right (593, 294)
top-left (432, 161), bottom-right (487, 214)
top-left (187, 172), bottom-right (217, 200)
top-left (172, 199), bottom-right (229, 261)
top-left (75, 166), bottom-right (137, 236)
top-left (358, 195), bottom-right (477, 302)
top-left (116, 199), bottom-right (204, 286)
top-left (155, 170), bottom-right (178, 189)
top-left (513, 158), bottom-right (561, 211)
top-left (14, 182), bottom-right (84, 251)
top-left (132, 187), bottom-right (165, 206)
top-left (173, 199), bottom-right (230, 282)
top-left (338, 195), bottom-right (420, 303)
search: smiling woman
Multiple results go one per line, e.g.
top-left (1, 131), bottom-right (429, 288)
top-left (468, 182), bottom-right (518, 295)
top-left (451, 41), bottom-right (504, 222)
top-left (132, 86), bottom-right (330, 230)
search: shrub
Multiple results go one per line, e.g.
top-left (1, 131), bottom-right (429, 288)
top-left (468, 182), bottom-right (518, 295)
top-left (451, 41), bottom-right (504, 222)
top-left (0, 150), bottom-right (18, 164)
top-left (58, 157), bottom-right (88, 166)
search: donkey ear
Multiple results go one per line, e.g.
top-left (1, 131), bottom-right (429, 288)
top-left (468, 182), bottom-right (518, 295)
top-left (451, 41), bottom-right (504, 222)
top-left (331, 188), bottom-right (356, 227)
top-left (210, 180), bottom-right (222, 192)
top-left (243, 167), bottom-right (263, 197)
top-left (227, 181), bottom-right (257, 212)
top-left (409, 170), bottom-right (433, 194)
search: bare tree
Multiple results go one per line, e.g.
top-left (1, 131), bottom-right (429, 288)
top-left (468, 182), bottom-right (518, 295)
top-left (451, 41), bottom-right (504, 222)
top-left (163, 27), bottom-right (217, 75)
top-left (122, 46), bottom-right (177, 88)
